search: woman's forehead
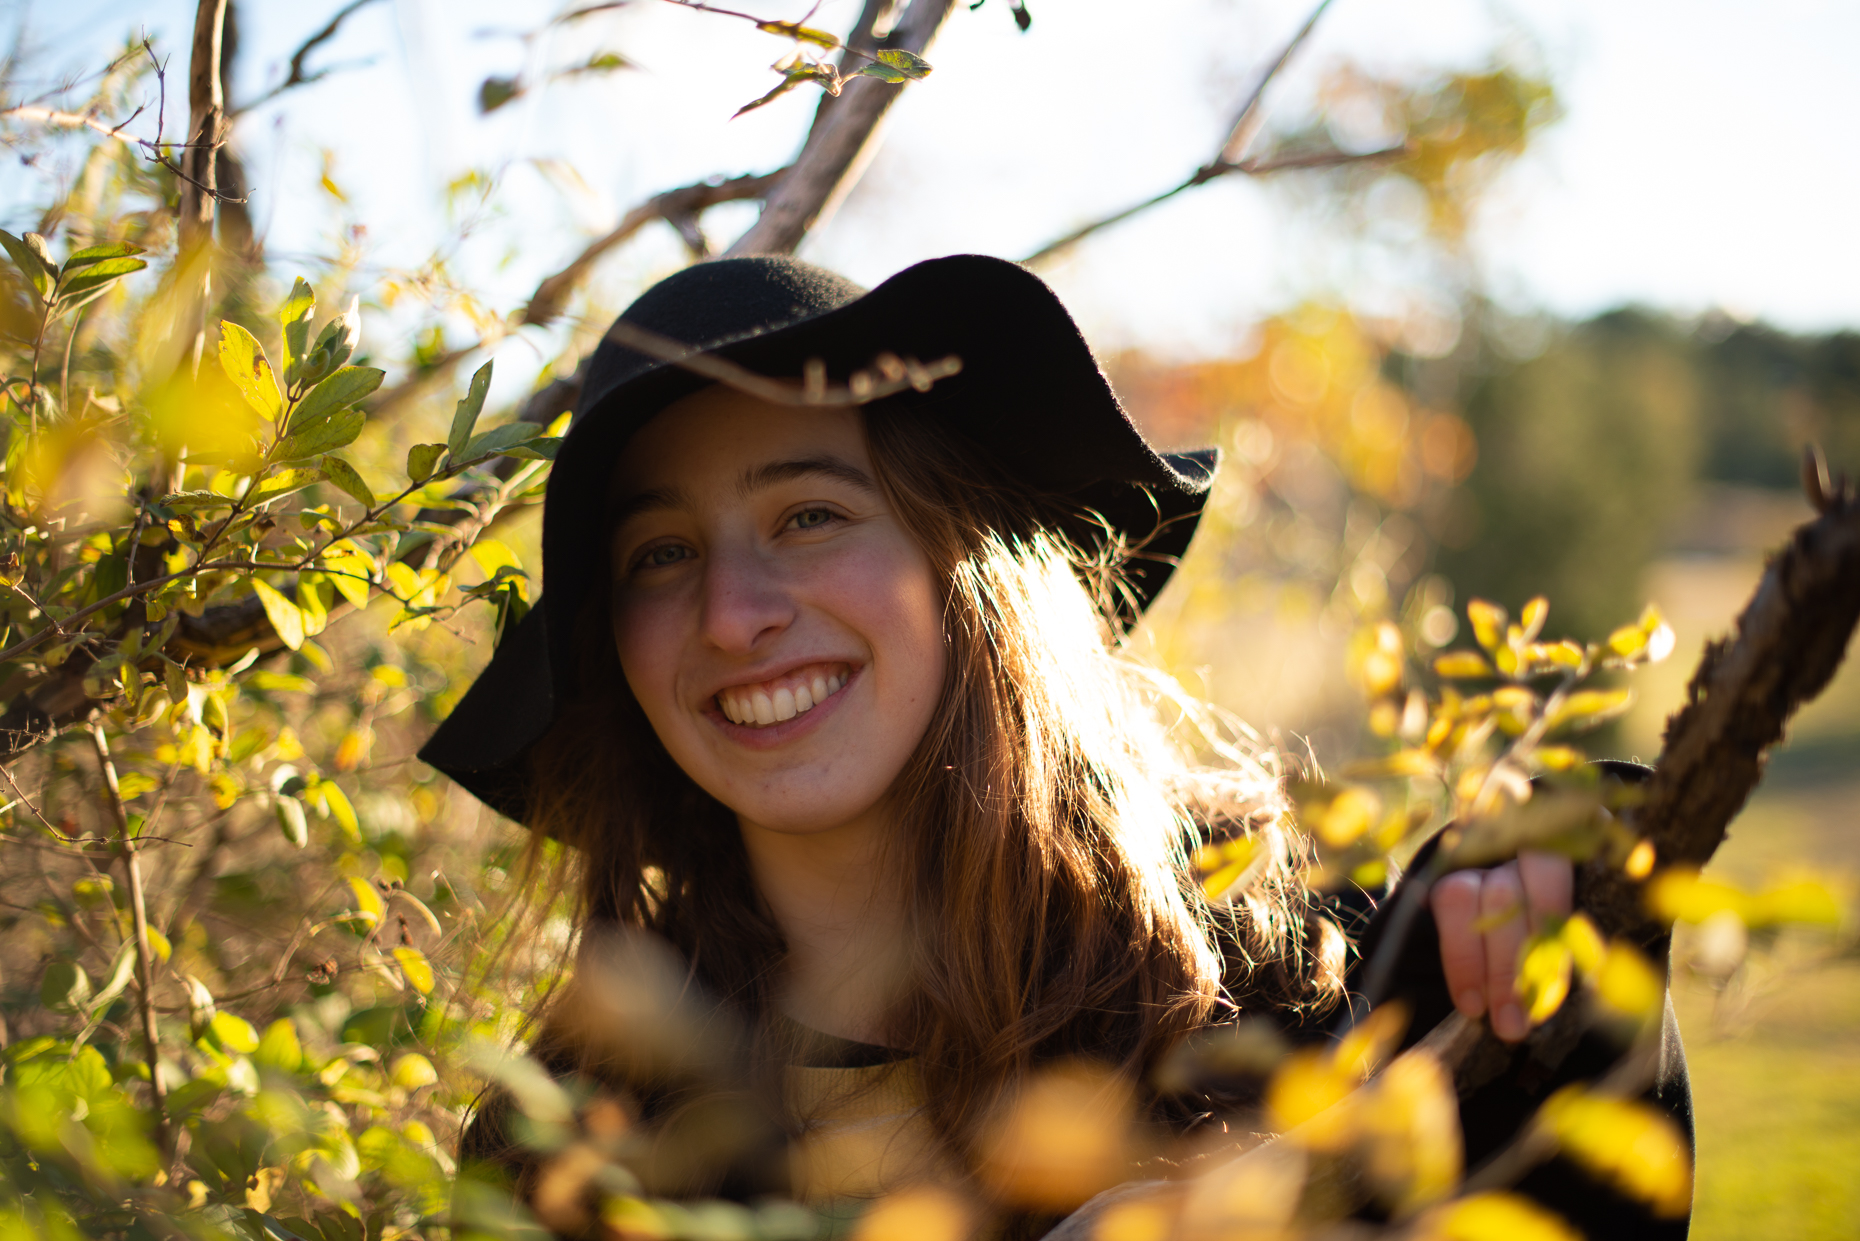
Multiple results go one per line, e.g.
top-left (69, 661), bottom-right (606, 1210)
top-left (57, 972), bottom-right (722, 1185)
top-left (608, 385), bottom-right (873, 507)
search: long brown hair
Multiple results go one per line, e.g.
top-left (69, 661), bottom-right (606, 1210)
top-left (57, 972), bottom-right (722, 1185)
top-left (514, 398), bottom-right (1345, 1174)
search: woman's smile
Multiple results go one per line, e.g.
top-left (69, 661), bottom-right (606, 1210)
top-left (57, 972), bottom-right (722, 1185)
top-left (712, 660), bottom-right (855, 727)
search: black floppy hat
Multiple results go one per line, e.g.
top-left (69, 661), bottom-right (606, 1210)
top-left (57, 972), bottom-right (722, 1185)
top-left (418, 254), bottom-right (1219, 822)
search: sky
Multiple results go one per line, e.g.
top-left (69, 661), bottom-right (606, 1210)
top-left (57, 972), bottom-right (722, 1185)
top-left (7, 0), bottom-right (1859, 377)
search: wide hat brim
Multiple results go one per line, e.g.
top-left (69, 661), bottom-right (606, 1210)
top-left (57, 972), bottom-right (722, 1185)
top-left (419, 254), bottom-right (1218, 823)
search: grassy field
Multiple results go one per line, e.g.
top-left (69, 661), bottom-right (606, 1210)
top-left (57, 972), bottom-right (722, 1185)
top-left (1676, 776), bottom-right (1860, 1239)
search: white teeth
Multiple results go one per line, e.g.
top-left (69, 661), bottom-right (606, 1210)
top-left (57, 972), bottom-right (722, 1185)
top-left (718, 668), bottom-right (851, 728)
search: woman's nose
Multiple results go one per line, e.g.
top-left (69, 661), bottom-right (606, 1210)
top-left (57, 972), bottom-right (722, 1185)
top-left (697, 544), bottom-right (795, 653)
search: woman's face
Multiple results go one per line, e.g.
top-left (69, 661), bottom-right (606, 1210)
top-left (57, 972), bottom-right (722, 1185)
top-left (608, 385), bottom-right (947, 837)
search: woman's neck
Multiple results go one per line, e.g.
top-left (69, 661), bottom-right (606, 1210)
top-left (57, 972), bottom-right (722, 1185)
top-left (737, 809), bottom-right (908, 1047)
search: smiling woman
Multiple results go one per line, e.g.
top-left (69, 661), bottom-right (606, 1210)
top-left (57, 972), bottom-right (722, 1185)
top-left (419, 255), bottom-right (1692, 1238)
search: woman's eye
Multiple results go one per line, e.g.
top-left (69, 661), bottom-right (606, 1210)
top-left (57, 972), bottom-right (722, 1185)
top-left (637, 544), bottom-right (691, 569)
top-left (789, 508), bottom-right (836, 531)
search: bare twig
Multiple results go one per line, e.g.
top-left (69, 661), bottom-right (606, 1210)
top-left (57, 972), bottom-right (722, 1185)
top-left (725, 0), bottom-right (957, 256)
top-left (598, 315), bottom-right (962, 407)
top-left (1020, 0), bottom-right (1411, 267)
top-left (233, 0), bottom-right (385, 118)
top-left (519, 168), bottom-right (789, 328)
top-left (88, 721), bottom-right (171, 1161)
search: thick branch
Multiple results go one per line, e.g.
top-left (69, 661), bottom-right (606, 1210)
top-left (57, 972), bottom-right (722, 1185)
top-left (1584, 466), bottom-right (1860, 946)
top-left (724, 0), bottom-right (957, 257)
top-left (177, 0), bottom-right (229, 373)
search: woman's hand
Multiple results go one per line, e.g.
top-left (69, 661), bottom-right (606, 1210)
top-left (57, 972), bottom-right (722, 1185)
top-left (1428, 851), bottom-right (1574, 1042)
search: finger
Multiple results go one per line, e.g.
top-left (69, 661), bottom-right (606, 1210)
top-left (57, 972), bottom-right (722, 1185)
top-left (1429, 870), bottom-right (1489, 1019)
top-left (1518, 849), bottom-right (1574, 933)
top-left (1481, 862), bottom-right (1530, 1042)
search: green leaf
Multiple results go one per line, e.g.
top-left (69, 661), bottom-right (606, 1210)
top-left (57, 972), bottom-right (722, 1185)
top-left (210, 1010), bottom-right (262, 1054)
top-left (61, 240), bottom-right (144, 272)
top-left (160, 490), bottom-right (237, 512)
top-left (0, 228), bottom-right (52, 297)
top-left (406, 443), bottom-right (447, 484)
top-left (219, 322), bottom-right (284, 422)
top-left (320, 454), bottom-right (376, 507)
top-left (501, 436), bottom-right (563, 461)
top-left (273, 407), bottom-right (364, 462)
top-left (460, 421), bottom-right (543, 462)
top-left (245, 468), bottom-right (325, 508)
top-left (58, 255), bottom-right (149, 300)
top-left (479, 76), bottom-right (522, 113)
top-left (278, 278), bottom-right (316, 383)
top-left (288, 366), bottom-right (384, 433)
top-left (274, 795), bottom-right (308, 848)
top-left (251, 579), bottom-right (306, 651)
top-left (448, 361), bottom-right (494, 459)
top-left (40, 960), bottom-right (92, 1013)
top-left (756, 19), bottom-right (841, 47)
top-left (321, 780), bottom-right (362, 844)
top-left (255, 1018), bottom-right (304, 1072)
top-left (308, 295), bottom-right (362, 375)
top-left (874, 47), bottom-right (933, 79)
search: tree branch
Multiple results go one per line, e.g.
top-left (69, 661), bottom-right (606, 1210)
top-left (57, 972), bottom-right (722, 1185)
top-left (724, 0), bottom-right (957, 257)
top-left (1020, 0), bottom-right (1396, 267)
top-left (519, 169), bottom-right (789, 328)
top-left (232, 0), bottom-right (384, 118)
top-left (177, 0), bottom-right (230, 375)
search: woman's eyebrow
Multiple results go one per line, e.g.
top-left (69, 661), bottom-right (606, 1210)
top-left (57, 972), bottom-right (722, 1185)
top-left (736, 455), bottom-right (879, 497)
top-left (608, 484), bottom-right (690, 530)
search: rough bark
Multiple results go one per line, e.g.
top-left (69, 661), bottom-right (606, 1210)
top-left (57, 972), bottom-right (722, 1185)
top-left (723, 0), bottom-right (957, 257)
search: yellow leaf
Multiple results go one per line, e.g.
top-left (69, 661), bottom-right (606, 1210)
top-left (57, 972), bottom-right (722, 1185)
top-left (1433, 651), bottom-right (1493, 679)
top-left (1533, 745), bottom-right (1584, 772)
top-left (1516, 933), bottom-right (1572, 1024)
top-left (1359, 1051), bottom-right (1462, 1213)
top-left (1645, 869), bottom-right (1748, 924)
top-left (217, 321), bottom-right (282, 423)
top-left (347, 876), bottom-right (386, 927)
top-left (1623, 839), bottom-right (1656, 880)
top-left (1467, 599), bottom-right (1506, 652)
top-left (255, 1018), bottom-right (303, 1072)
top-left (393, 947), bottom-right (435, 996)
top-left (1317, 787), bottom-right (1381, 848)
top-left (250, 579), bottom-right (304, 651)
top-left (1559, 913), bottom-right (1606, 975)
top-left (1594, 942), bottom-right (1664, 1021)
top-left (977, 1062), bottom-right (1133, 1211)
top-left (468, 537), bottom-right (522, 579)
top-left (1545, 689), bottom-right (1633, 733)
top-left (851, 1187), bottom-right (973, 1241)
top-left (320, 780), bottom-right (362, 845)
top-left (1606, 624), bottom-right (1647, 658)
top-left (1538, 1088), bottom-right (1692, 1217)
top-left (1748, 879), bottom-right (1843, 927)
top-left (210, 1011), bottom-right (260, 1054)
top-left (1519, 596), bottom-right (1549, 642)
top-left (1414, 1192), bottom-right (1581, 1241)
top-left (391, 1051), bottom-right (439, 1088)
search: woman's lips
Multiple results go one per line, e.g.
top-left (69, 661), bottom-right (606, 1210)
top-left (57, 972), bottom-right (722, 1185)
top-left (714, 661), bottom-right (853, 727)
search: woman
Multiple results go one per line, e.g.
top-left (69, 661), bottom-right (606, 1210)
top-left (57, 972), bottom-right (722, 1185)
top-left (422, 255), bottom-right (1690, 1237)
